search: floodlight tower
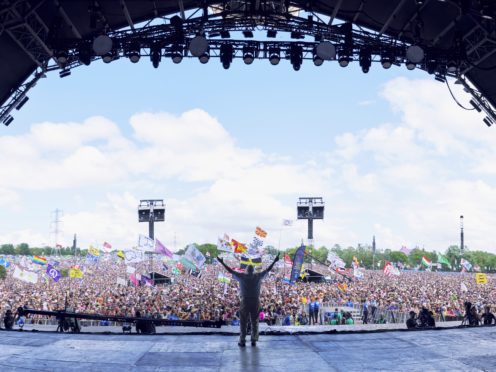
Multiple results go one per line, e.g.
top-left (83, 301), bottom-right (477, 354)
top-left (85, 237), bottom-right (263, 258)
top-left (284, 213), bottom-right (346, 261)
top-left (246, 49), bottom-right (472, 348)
top-left (138, 199), bottom-right (165, 272)
top-left (296, 197), bottom-right (324, 245)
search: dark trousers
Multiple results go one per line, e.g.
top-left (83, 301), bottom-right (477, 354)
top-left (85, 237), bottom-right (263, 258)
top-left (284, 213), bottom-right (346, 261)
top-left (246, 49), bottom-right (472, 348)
top-left (239, 298), bottom-right (259, 343)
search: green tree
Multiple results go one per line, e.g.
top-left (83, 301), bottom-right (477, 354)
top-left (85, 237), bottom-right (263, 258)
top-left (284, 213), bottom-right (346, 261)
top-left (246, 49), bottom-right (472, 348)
top-left (0, 244), bottom-right (15, 255)
top-left (15, 243), bottom-right (30, 256)
top-left (389, 251), bottom-right (408, 264)
top-left (0, 265), bottom-right (6, 280)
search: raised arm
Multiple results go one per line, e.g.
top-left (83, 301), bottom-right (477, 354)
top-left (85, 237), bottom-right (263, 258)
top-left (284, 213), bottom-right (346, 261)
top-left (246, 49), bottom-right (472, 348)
top-left (263, 252), bottom-right (280, 274)
top-left (217, 256), bottom-right (235, 275)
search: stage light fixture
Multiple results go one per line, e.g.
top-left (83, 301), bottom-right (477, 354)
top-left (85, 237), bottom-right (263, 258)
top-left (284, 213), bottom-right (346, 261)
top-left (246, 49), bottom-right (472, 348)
top-left (380, 53), bottom-right (393, 69)
top-left (126, 42), bottom-right (141, 63)
top-left (406, 45), bottom-right (425, 63)
top-left (93, 35), bottom-right (113, 56)
top-left (171, 46), bottom-right (183, 64)
top-left (56, 50), bottom-right (68, 65)
top-left (243, 30), bottom-right (254, 38)
top-left (316, 41), bottom-right (336, 61)
top-left (359, 48), bottom-right (371, 73)
top-left (78, 43), bottom-right (92, 66)
top-left (102, 51), bottom-right (114, 63)
top-left (338, 52), bottom-right (350, 67)
top-left (189, 35), bottom-right (209, 57)
top-left (447, 60), bottom-right (458, 73)
top-left (199, 51), bottom-right (210, 64)
top-left (267, 30), bottom-right (277, 38)
top-left (220, 44), bottom-right (233, 69)
top-left (290, 44), bottom-right (303, 71)
top-left (483, 117), bottom-right (493, 127)
top-left (405, 61), bottom-right (416, 70)
top-left (15, 95), bottom-right (29, 110)
top-left (170, 15), bottom-right (183, 29)
top-left (243, 46), bottom-right (255, 65)
top-left (3, 115), bottom-right (13, 126)
top-left (269, 48), bottom-right (280, 65)
top-left (313, 48), bottom-right (323, 66)
top-left (434, 73), bottom-right (446, 83)
top-left (150, 44), bottom-right (161, 68)
top-left (290, 31), bottom-right (304, 39)
top-left (59, 69), bottom-right (71, 78)
top-left (220, 30), bottom-right (230, 38)
top-left (470, 99), bottom-right (482, 112)
top-left (426, 59), bottom-right (438, 74)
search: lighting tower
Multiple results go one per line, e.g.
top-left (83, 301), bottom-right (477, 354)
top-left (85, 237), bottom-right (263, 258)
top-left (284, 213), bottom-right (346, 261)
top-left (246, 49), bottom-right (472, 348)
top-left (296, 197), bottom-right (324, 244)
top-left (138, 199), bottom-right (165, 273)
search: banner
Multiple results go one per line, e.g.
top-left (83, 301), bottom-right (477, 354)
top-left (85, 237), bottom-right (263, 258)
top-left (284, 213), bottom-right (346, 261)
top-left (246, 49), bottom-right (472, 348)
top-left (126, 266), bottom-right (136, 274)
top-left (0, 258), bottom-right (10, 268)
top-left (217, 272), bottom-right (231, 284)
top-left (461, 258), bottom-right (472, 271)
top-left (476, 273), bottom-right (488, 285)
top-left (327, 252), bottom-right (345, 269)
top-left (353, 267), bottom-right (364, 280)
top-left (116, 277), bottom-right (127, 286)
top-left (46, 264), bottom-right (61, 282)
top-left (184, 244), bottom-right (206, 269)
top-left (217, 234), bottom-right (232, 252)
top-left (124, 250), bottom-right (145, 264)
top-left (437, 253), bottom-right (450, 267)
top-left (180, 256), bottom-right (197, 271)
top-left (69, 268), bottom-right (83, 279)
top-left (88, 246), bottom-right (100, 257)
top-left (138, 234), bottom-right (155, 252)
top-left (384, 261), bottom-right (400, 277)
top-left (290, 244), bottom-right (305, 284)
top-left (86, 254), bottom-right (99, 263)
top-left (155, 239), bottom-right (173, 258)
top-left (13, 266), bottom-right (38, 284)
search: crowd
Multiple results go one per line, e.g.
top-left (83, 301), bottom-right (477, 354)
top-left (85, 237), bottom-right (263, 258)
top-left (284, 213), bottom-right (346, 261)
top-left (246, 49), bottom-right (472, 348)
top-left (1, 254), bottom-right (496, 328)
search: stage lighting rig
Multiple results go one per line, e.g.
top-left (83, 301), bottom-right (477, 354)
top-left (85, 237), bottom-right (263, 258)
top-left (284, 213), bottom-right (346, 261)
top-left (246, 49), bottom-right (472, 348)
top-left (290, 44), bottom-right (303, 71)
top-left (359, 48), bottom-right (371, 73)
top-left (297, 197), bottom-right (324, 243)
top-left (269, 47), bottom-right (280, 65)
top-left (220, 44), bottom-right (233, 69)
top-left (243, 46), bottom-right (255, 64)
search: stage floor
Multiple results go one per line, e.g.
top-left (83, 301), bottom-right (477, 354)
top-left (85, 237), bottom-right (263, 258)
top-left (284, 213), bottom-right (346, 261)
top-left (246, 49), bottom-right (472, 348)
top-left (0, 326), bottom-right (495, 371)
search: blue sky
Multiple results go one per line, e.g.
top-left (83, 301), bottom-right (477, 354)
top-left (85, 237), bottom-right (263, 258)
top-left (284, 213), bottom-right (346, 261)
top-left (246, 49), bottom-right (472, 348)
top-left (2, 41), bottom-right (496, 254)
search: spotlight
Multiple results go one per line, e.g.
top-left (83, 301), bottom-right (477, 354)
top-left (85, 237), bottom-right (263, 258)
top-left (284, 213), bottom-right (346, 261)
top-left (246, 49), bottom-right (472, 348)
top-left (56, 50), bottom-right (68, 65)
top-left (59, 69), bottom-right (71, 78)
top-left (189, 35), bottom-right (209, 57)
top-left (426, 59), bottom-right (438, 74)
top-left (380, 53), bottom-right (393, 69)
top-left (338, 52), bottom-right (351, 67)
top-left (220, 44), bottom-right (233, 69)
top-left (267, 30), bottom-right (277, 38)
top-left (126, 42), bottom-right (141, 63)
top-left (434, 73), bottom-right (446, 83)
top-left (269, 48), bottom-right (280, 65)
top-left (315, 41), bottom-right (336, 61)
top-left (290, 31), bottom-right (304, 39)
top-left (243, 46), bottom-right (255, 65)
top-left (243, 30), bottom-right (254, 38)
top-left (3, 115), bottom-right (13, 126)
top-left (220, 30), bottom-right (230, 38)
top-left (150, 44), bottom-right (161, 68)
top-left (470, 99), bottom-right (482, 112)
top-left (405, 61), bottom-right (416, 70)
top-left (102, 51), bottom-right (115, 63)
top-left (78, 43), bottom-right (92, 66)
top-left (15, 95), bottom-right (29, 110)
top-left (93, 35), bottom-right (113, 56)
top-left (406, 45), bottom-right (424, 63)
top-left (359, 48), bottom-right (371, 73)
top-left (313, 48), bottom-right (323, 66)
top-left (170, 15), bottom-right (183, 29)
top-left (171, 46), bottom-right (183, 64)
top-left (199, 51), bottom-right (210, 64)
top-left (447, 60), bottom-right (458, 73)
top-left (483, 117), bottom-right (493, 127)
top-left (290, 44), bottom-right (303, 71)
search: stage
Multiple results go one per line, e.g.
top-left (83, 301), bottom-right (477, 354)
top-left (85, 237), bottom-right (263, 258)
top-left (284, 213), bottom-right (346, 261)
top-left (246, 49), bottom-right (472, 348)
top-left (0, 326), bottom-right (495, 371)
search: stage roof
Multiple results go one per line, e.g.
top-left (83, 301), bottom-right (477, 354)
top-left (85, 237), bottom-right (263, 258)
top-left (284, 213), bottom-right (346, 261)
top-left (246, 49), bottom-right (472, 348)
top-left (1, 0), bottom-right (495, 120)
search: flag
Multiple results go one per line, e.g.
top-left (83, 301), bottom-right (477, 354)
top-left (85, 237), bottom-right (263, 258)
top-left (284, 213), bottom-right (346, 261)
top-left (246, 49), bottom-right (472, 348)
top-left (117, 250), bottom-right (125, 260)
top-left (474, 264), bottom-right (481, 272)
top-left (282, 219), bottom-right (293, 226)
top-left (185, 244), bottom-right (206, 269)
top-left (327, 252), bottom-right (346, 269)
top-left (116, 277), bottom-right (127, 286)
top-left (124, 250), bottom-right (144, 264)
top-left (421, 256), bottom-right (431, 267)
top-left (46, 264), bottom-right (61, 282)
top-left (354, 267), bottom-right (364, 280)
top-left (217, 235), bottom-right (233, 252)
top-left (290, 244), bottom-right (305, 284)
top-left (337, 282), bottom-right (347, 292)
top-left (129, 273), bottom-right (139, 286)
top-left (475, 273), bottom-right (487, 285)
top-left (284, 254), bottom-right (292, 266)
top-left (155, 239), bottom-right (173, 258)
top-left (400, 246), bottom-right (411, 256)
top-left (126, 266), bottom-right (136, 274)
top-left (180, 257), bottom-right (197, 271)
top-left (255, 226), bottom-right (267, 238)
top-left (140, 275), bottom-right (154, 287)
top-left (69, 268), bottom-right (83, 279)
top-left (88, 246), bottom-right (100, 257)
top-left (231, 239), bottom-right (248, 254)
top-left (437, 253), bottom-right (450, 267)
top-left (352, 256), bottom-right (359, 268)
top-left (240, 255), bottom-right (262, 269)
top-left (0, 258), bottom-right (10, 268)
top-left (138, 234), bottom-right (155, 252)
top-left (32, 256), bottom-right (47, 265)
top-left (461, 258), bottom-right (472, 271)
top-left (384, 261), bottom-right (400, 277)
top-left (86, 254), bottom-right (99, 263)
top-left (217, 272), bottom-right (231, 284)
top-left (102, 241), bottom-right (112, 252)
top-left (460, 282), bottom-right (468, 292)
top-left (13, 266), bottom-right (38, 284)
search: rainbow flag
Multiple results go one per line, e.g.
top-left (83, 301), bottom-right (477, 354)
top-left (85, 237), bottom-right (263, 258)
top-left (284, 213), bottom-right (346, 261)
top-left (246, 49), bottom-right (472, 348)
top-left (421, 256), bottom-right (431, 267)
top-left (32, 256), bottom-right (47, 265)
